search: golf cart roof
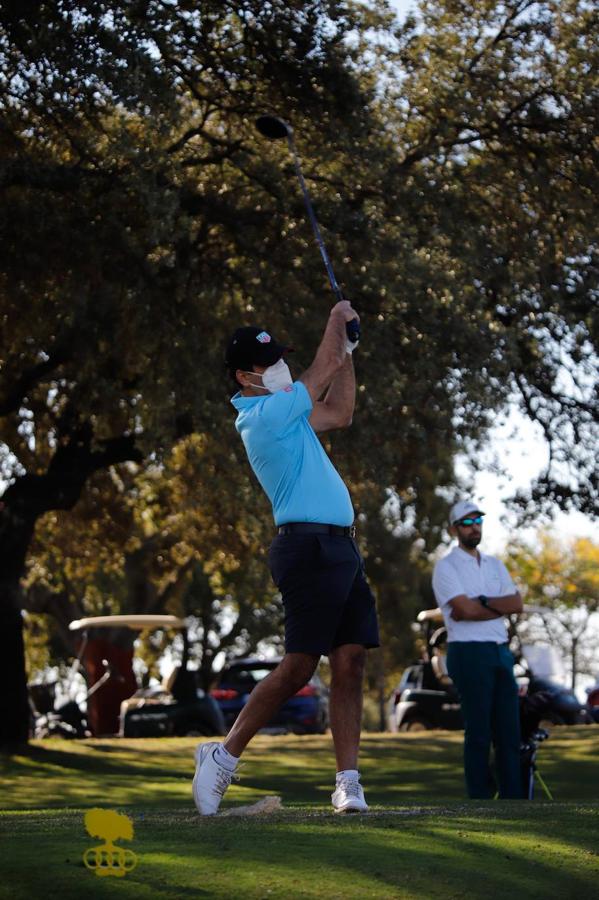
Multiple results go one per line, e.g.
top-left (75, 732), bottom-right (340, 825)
top-left (68, 614), bottom-right (185, 632)
top-left (417, 608), bottom-right (443, 623)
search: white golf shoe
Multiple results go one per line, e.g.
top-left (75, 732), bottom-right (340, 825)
top-left (331, 777), bottom-right (369, 814)
top-left (192, 742), bottom-right (237, 815)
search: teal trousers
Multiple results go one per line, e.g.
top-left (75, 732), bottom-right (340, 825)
top-left (447, 642), bottom-right (523, 799)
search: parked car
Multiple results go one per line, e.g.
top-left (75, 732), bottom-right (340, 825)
top-left (388, 608), bottom-right (585, 732)
top-left (211, 657), bottom-right (329, 735)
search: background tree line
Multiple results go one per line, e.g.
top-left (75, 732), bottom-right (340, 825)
top-left (506, 534), bottom-right (599, 693)
top-left (1, 0), bottom-right (596, 743)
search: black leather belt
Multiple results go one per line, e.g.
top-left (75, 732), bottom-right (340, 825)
top-left (278, 522), bottom-right (356, 537)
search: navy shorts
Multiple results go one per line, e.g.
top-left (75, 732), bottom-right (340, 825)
top-left (267, 533), bottom-right (380, 656)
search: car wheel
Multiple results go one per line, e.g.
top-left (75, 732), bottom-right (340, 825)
top-left (399, 717), bottom-right (432, 733)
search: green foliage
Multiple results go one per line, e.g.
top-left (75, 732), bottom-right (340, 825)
top-left (23, 434), bottom-right (283, 683)
top-left (505, 533), bottom-right (599, 609)
top-left (22, 613), bottom-right (53, 681)
top-left (505, 532), bottom-right (599, 688)
top-left (374, 0), bottom-right (599, 515)
top-left (1, 1), bottom-right (597, 726)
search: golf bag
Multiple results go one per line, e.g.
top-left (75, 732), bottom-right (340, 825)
top-left (519, 691), bottom-right (554, 800)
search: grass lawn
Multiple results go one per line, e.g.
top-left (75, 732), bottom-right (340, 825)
top-left (2, 729), bottom-right (599, 898)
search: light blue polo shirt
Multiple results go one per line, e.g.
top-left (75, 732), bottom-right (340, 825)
top-left (231, 381), bottom-right (354, 527)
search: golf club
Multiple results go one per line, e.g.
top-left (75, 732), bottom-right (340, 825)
top-left (255, 114), bottom-right (360, 345)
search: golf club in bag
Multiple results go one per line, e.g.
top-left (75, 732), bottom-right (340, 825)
top-left (255, 114), bottom-right (360, 346)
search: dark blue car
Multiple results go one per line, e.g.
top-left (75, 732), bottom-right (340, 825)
top-left (211, 657), bottom-right (329, 734)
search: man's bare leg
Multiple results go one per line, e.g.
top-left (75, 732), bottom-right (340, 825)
top-left (224, 652), bottom-right (319, 757)
top-left (329, 644), bottom-right (366, 771)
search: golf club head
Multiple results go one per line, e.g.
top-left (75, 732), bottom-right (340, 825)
top-left (346, 319), bottom-right (361, 344)
top-left (255, 115), bottom-right (292, 141)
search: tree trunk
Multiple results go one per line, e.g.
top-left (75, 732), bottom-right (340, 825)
top-left (0, 426), bottom-right (142, 744)
top-left (375, 648), bottom-right (387, 733)
top-left (0, 497), bottom-right (36, 749)
top-left (571, 638), bottom-right (578, 694)
top-left (0, 580), bottom-right (30, 748)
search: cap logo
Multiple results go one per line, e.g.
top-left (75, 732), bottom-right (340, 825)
top-left (256, 331), bottom-right (271, 343)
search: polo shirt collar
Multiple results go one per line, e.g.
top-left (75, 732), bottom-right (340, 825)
top-left (231, 391), bottom-right (263, 410)
top-left (453, 545), bottom-right (488, 564)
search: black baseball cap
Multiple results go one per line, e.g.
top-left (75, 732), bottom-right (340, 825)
top-left (225, 326), bottom-right (291, 374)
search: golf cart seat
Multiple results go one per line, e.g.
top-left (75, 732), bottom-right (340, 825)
top-left (163, 665), bottom-right (197, 703)
top-left (429, 626), bottom-right (453, 687)
top-left (431, 650), bottom-right (452, 686)
top-left (162, 666), bottom-right (180, 693)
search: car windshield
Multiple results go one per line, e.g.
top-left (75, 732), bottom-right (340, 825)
top-left (221, 667), bottom-right (275, 687)
top-left (521, 644), bottom-right (565, 681)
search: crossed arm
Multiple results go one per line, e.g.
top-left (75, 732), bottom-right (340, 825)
top-left (449, 592), bottom-right (523, 621)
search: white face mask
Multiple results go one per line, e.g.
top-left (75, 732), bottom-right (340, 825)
top-left (246, 358), bottom-right (292, 394)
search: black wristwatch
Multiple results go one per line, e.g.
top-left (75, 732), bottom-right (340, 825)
top-left (479, 595), bottom-right (489, 608)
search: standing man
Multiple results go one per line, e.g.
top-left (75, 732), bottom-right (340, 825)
top-left (432, 500), bottom-right (524, 799)
top-left (193, 299), bottom-right (379, 815)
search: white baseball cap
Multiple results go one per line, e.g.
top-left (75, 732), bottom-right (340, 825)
top-left (449, 500), bottom-right (485, 525)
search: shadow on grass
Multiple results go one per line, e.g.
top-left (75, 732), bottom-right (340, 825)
top-left (0, 741), bottom-right (196, 810)
top-left (0, 744), bottom-right (184, 790)
top-left (3, 729), bottom-right (599, 812)
top-left (1, 804), bottom-right (598, 900)
top-left (181, 807), bottom-right (599, 899)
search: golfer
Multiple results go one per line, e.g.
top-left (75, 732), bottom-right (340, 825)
top-left (193, 299), bottom-right (379, 815)
top-left (432, 500), bottom-right (524, 799)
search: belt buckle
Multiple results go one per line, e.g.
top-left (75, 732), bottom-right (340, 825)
top-left (349, 525), bottom-right (356, 538)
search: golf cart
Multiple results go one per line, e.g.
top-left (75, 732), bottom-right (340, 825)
top-left (388, 609), bottom-right (463, 732)
top-left (388, 607), bottom-right (585, 732)
top-left (68, 614), bottom-right (225, 738)
top-left (516, 642), bottom-right (584, 725)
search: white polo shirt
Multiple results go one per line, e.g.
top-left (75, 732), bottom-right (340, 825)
top-left (432, 546), bottom-right (517, 643)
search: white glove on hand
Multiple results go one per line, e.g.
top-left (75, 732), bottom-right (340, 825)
top-left (346, 338), bottom-right (359, 354)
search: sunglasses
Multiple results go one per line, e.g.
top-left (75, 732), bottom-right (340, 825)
top-left (456, 516), bottom-right (484, 526)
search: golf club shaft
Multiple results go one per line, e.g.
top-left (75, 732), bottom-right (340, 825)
top-left (286, 135), bottom-right (360, 344)
top-left (287, 136), bottom-right (342, 301)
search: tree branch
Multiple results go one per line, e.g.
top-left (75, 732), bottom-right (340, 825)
top-left (0, 347), bottom-right (70, 416)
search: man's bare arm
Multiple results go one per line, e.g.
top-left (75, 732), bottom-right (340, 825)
top-left (449, 592), bottom-right (523, 621)
top-left (309, 354), bottom-right (355, 432)
top-left (485, 592), bottom-right (523, 615)
top-left (449, 595), bottom-right (502, 621)
top-left (298, 300), bottom-right (358, 404)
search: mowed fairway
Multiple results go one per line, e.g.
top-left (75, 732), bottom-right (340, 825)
top-left (2, 729), bottom-right (599, 899)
